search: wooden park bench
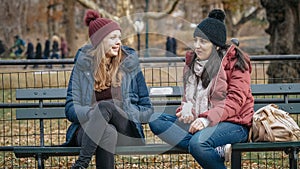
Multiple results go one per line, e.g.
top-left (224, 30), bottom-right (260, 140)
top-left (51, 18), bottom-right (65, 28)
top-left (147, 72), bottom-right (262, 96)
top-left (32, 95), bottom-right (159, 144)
top-left (13, 83), bottom-right (300, 169)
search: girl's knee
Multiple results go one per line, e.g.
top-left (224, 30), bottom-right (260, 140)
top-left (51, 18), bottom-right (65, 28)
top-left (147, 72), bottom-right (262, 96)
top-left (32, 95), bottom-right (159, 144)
top-left (97, 100), bottom-right (114, 110)
top-left (189, 137), bottom-right (199, 149)
top-left (189, 136), bottom-right (206, 152)
top-left (149, 113), bottom-right (165, 133)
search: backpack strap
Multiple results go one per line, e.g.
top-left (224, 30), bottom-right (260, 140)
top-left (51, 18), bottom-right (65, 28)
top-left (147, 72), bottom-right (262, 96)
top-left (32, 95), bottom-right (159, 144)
top-left (261, 119), bottom-right (275, 141)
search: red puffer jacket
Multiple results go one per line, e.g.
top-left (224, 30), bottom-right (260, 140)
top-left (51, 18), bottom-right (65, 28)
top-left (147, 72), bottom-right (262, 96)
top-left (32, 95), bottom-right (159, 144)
top-left (184, 45), bottom-right (254, 127)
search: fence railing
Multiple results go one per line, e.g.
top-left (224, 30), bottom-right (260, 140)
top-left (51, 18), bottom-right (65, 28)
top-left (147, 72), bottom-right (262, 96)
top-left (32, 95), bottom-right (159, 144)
top-left (0, 55), bottom-right (300, 169)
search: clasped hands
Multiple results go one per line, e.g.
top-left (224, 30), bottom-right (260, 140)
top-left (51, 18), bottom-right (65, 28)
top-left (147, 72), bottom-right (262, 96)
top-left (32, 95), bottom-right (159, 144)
top-left (176, 101), bottom-right (205, 134)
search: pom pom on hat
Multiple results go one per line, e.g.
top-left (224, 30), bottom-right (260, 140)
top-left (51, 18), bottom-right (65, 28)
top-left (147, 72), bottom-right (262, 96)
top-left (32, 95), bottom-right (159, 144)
top-left (194, 9), bottom-right (227, 47)
top-left (84, 9), bottom-right (101, 26)
top-left (84, 9), bottom-right (121, 47)
top-left (208, 9), bottom-right (225, 22)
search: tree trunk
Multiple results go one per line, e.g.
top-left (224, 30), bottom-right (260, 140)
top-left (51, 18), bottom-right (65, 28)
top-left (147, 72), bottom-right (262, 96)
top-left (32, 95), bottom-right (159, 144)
top-left (0, 0), bottom-right (28, 46)
top-left (261, 0), bottom-right (300, 83)
top-left (63, 0), bottom-right (75, 57)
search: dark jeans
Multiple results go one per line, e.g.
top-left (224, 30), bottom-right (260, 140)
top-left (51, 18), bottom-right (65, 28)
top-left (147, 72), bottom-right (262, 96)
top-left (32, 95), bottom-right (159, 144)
top-left (149, 113), bottom-right (249, 169)
top-left (74, 100), bottom-right (143, 168)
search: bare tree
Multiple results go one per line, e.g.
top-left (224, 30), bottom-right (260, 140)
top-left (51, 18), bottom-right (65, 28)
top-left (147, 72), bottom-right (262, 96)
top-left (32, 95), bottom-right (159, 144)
top-left (63, 0), bottom-right (76, 56)
top-left (222, 0), bottom-right (264, 37)
top-left (224, 6), bottom-right (264, 37)
top-left (76, 0), bottom-right (179, 21)
top-left (0, 0), bottom-right (28, 47)
top-left (261, 0), bottom-right (300, 83)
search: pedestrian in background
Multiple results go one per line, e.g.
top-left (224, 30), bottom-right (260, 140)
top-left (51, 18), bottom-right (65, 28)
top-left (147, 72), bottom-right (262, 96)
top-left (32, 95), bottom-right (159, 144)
top-left (11, 35), bottom-right (25, 58)
top-left (33, 38), bottom-right (42, 68)
top-left (43, 38), bottom-right (51, 68)
top-left (0, 40), bottom-right (7, 58)
top-left (23, 39), bottom-right (34, 69)
top-left (60, 36), bottom-right (68, 68)
top-left (49, 35), bottom-right (60, 68)
top-left (165, 35), bottom-right (177, 65)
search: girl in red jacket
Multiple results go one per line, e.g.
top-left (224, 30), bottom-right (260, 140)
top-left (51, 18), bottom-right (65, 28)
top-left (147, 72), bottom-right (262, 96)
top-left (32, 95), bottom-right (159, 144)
top-left (150, 9), bottom-right (254, 169)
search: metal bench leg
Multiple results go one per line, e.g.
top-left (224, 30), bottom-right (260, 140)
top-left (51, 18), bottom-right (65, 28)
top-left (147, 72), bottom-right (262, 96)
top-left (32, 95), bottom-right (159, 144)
top-left (285, 148), bottom-right (299, 169)
top-left (37, 153), bottom-right (44, 169)
top-left (231, 151), bottom-right (242, 169)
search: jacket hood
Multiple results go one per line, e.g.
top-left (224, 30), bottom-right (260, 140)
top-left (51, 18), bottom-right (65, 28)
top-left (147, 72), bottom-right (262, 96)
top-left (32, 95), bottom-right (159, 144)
top-left (119, 46), bottom-right (140, 72)
top-left (74, 44), bottom-right (93, 70)
top-left (223, 45), bottom-right (252, 73)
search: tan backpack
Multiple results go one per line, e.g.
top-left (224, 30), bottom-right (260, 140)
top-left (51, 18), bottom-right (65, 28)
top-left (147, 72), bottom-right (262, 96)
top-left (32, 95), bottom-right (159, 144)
top-left (251, 104), bottom-right (300, 142)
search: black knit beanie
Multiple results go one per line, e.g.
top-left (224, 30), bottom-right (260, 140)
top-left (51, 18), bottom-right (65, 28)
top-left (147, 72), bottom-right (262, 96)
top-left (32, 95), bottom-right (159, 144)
top-left (194, 9), bottom-right (227, 47)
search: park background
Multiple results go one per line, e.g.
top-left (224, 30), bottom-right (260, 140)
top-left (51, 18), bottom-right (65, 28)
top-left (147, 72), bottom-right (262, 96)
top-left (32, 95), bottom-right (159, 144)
top-left (0, 0), bottom-right (300, 168)
top-left (1, 0), bottom-right (299, 82)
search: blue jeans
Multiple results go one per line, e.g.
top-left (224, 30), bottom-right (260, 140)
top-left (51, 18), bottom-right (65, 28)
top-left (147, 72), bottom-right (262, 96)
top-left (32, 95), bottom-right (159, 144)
top-left (149, 113), bottom-right (249, 169)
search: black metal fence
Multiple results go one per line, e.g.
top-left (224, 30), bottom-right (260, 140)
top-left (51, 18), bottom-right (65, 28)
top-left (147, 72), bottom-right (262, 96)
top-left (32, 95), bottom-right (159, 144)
top-left (0, 55), bottom-right (300, 168)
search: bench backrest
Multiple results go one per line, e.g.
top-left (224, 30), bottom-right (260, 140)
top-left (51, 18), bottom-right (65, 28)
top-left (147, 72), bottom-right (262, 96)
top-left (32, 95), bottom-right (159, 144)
top-left (16, 88), bottom-right (67, 120)
top-left (16, 83), bottom-right (300, 120)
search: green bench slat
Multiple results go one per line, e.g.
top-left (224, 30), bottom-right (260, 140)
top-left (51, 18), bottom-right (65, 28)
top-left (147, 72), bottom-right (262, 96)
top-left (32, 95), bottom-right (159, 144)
top-left (0, 146), bottom-right (14, 151)
top-left (15, 84), bottom-right (300, 100)
top-left (232, 141), bottom-right (300, 151)
top-left (15, 103), bottom-right (300, 120)
top-left (16, 108), bottom-right (66, 119)
top-left (251, 83), bottom-right (300, 95)
top-left (15, 106), bottom-right (179, 119)
top-left (154, 106), bottom-right (178, 114)
top-left (16, 88), bottom-right (67, 100)
top-left (115, 144), bottom-right (187, 155)
top-left (254, 103), bottom-right (300, 113)
top-left (14, 144), bottom-right (187, 158)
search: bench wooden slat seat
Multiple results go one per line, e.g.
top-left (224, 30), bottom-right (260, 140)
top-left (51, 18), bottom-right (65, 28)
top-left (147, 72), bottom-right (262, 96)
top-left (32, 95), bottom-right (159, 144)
top-left (14, 141), bottom-right (300, 158)
top-left (12, 83), bottom-right (300, 169)
top-left (232, 142), bottom-right (300, 151)
top-left (14, 144), bottom-right (187, 158)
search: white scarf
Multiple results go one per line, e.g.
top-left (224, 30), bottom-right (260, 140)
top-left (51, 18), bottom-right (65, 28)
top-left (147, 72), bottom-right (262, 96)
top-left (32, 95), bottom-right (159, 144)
top-left (185, 59), bottom-right (211, 116)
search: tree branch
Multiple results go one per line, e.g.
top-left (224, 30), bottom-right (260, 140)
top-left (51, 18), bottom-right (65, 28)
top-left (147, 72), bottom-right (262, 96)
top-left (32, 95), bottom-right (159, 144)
top-left (145, 0), bottom-right (180, 19)
top-left (76, 0), bottom-right (120, 21)
top-left (76, 0), bottom-right (180, 21)
top-left (235, 7), bottom-right (264, 27)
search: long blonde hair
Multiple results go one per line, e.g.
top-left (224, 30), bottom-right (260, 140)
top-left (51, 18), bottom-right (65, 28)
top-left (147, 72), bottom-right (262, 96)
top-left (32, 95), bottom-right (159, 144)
top-left (91, 42), bottom-right (123, 92)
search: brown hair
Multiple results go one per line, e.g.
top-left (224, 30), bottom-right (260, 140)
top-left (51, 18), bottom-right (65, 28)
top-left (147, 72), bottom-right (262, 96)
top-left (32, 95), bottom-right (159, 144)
top-left (91, 42), bottom-right (123, 92)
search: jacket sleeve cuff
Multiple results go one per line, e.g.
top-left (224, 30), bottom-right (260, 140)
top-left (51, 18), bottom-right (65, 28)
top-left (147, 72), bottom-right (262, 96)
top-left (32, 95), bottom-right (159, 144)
top-left (198, 117), bottom-right (210, 128)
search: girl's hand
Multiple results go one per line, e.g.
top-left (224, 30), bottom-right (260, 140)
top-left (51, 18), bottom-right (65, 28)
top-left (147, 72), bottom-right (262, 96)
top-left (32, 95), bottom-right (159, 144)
top-left (189, 118), bottom-right (205, 134)
top-left (177, 111), bottom-right (194, 123)
top-left (179, 114), bottom-right (195, 124)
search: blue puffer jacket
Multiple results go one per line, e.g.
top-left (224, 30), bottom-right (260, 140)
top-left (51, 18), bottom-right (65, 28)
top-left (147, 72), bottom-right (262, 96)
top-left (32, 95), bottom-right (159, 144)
top-left (63, 44), bottom-right (153, 146)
